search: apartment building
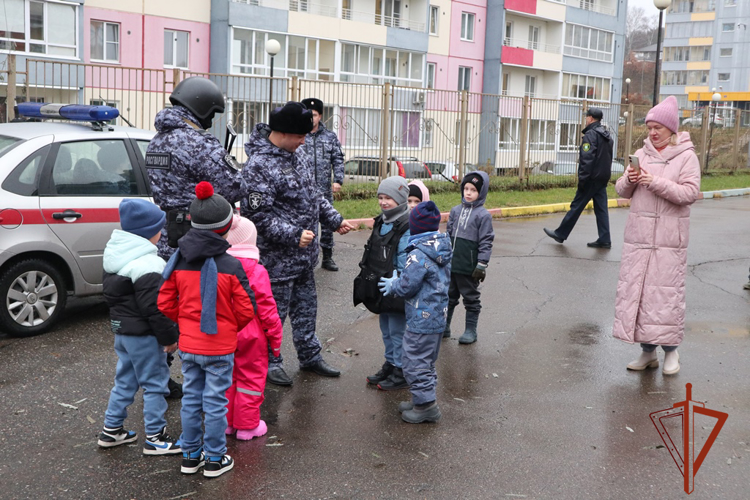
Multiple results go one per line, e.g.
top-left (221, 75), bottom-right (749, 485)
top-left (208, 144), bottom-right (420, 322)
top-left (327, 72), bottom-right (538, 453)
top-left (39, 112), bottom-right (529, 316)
top-left (660, 0), bottom-right (750, 122)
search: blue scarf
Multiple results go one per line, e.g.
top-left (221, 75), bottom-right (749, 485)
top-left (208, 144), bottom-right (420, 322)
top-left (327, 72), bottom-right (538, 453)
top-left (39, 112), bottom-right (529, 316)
top-left (163, 250), bottom-right (219, 334)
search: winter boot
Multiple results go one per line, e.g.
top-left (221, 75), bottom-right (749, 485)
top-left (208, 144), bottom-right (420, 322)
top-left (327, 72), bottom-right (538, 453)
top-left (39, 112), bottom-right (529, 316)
top-left (626, 350), bottom-right (659, 370)
top-left (321, 248), bottom-right (339, 271)
top-left (401, 401), bottom-right (441, 424)
top-left (377, 367), bottom-right (409, 391)
top-left (367, 362), bottom-right (394, 385)
top-left (458, 310), bottom-right (479, 344)
top-left (443, 305), bottom-right (455, 338)
top-left (662, 350), bottom-right (680, 375)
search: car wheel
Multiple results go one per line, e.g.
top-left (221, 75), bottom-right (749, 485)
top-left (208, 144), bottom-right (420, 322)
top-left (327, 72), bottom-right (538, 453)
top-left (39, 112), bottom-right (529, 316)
top-left (0, 259), bottom-right (68, 337)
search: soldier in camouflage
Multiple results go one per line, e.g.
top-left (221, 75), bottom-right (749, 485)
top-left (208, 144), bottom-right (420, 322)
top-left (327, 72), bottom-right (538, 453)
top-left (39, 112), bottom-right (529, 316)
top-left (300, 98), bottom-right (345, 272)
top-left (145, 77), bottom-right (246, 260)
top-left (241, 101), bottom-right (355, 386)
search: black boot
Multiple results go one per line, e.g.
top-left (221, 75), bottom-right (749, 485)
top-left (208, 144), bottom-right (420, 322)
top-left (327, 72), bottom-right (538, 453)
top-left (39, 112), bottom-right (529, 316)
top-left (167, 378), bottom-right (183, 399)
top-left (367, 362), bottom-right (394, 385)
top-left (458, 310), bottom-right (479, 344)
top-left (321, 248), bottom-right (338, 271)
top-left (377, 367), bottom-right (409, 391)
top-left (443, 305), bottom-right (455, 338)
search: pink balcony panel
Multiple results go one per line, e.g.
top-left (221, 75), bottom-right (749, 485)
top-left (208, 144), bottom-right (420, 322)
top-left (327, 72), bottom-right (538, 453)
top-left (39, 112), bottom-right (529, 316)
top-left (504, 0), bottom-right (536, 15)
top-left (501, 47), bottom-right (533, 67)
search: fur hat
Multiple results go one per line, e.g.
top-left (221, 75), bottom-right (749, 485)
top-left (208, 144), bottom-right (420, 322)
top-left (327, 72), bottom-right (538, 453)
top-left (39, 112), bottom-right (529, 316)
top-left (119, 199), bottom-right (165, 240)
top-left (645, 96), bottom-right (680, 134)
top-left (189, 181), bottom-right (233, 235)
top-left (301, 98), bottom-right (323, 114)
top-left (226, 215), bottom-right (259, 261)
top-left (269, 101), bottom-right (314, 135)
top-left (377, 176), bottom-right (409, 206)
top-left (410, 201), bottom-right (441, 235)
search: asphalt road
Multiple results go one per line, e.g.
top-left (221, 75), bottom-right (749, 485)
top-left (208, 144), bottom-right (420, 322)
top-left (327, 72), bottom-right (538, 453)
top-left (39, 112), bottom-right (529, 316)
top-left (1, 196), bottom-right (749, 500)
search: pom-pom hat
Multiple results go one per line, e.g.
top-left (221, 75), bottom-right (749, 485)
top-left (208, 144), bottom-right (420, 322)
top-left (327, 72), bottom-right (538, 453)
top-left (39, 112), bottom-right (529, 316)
top-left (189, 181), bottom-right (233, 235)
top-left (645, 96), bottom-right (680, 134)
top-left (410, 201), bottom-right (441, 235)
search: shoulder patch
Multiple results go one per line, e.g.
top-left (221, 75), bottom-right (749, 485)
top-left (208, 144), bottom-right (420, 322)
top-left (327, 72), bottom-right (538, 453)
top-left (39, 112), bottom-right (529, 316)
top-left (582, 143), bottom-right (591, 152)
top-left (247, 191), bottom-right (263, 211)
top-left (224, 154), bottom-right (241, 172)
top-left (145, 152), bottom-right (171, 169)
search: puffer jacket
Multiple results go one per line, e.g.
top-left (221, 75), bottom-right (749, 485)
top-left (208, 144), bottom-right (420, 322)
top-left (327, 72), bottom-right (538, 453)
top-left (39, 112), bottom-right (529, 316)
top-left (579, 121), bottom-right (614, 185)
top-left (612, 132), bottom-right (701, 346)
top-left (240, 124), bottom-right (344, 282)
top-left (389, 231), bottom-right (453, 334)
top-left (302, 122), bottom-right (345, 193)
top-left (446, 171), bottom-right (495, 275)
top-left (102, 230), bottom-right (178, 346)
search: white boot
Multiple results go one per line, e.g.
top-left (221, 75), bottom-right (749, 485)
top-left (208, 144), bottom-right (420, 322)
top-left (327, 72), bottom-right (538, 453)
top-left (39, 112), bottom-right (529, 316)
top-left (663, 350), bottom-right (680, 375)
top-left (626, 350), bottom-right (659, 370)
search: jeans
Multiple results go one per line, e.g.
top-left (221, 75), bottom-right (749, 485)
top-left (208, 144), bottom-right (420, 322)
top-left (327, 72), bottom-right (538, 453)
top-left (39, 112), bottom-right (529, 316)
top-left (104, 335), bottom-right (169, 435)
top-left (641, 343), bottom-right (677, 353)
top-left (180, 352), bottom-right (234, 458)
top-left (556, 180), bottom-right (610, 244)
top-left (379, 312), bottom-right (406, 369)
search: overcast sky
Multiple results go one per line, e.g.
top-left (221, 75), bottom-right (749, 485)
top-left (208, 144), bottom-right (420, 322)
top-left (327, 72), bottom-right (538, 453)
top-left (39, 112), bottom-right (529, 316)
top-left (627, 0), bottom-right (660, 16)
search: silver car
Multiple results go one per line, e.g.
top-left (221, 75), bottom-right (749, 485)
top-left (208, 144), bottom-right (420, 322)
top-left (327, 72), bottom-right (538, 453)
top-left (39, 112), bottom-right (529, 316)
top-left (0, 121), bottom-right (155, 337)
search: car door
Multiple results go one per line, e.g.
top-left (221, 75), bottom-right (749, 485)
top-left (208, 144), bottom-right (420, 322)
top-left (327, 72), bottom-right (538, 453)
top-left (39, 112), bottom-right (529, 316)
top-left (38, 138), bottom-right (150, 285)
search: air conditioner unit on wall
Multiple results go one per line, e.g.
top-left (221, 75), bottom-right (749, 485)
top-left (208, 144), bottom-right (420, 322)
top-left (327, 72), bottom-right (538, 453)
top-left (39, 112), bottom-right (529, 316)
top-left (413, 91), bottom-right (426, 105)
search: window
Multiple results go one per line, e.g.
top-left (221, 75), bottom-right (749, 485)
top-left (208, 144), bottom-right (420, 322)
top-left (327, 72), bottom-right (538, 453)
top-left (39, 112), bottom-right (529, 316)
top-left (392, 111), bottom-right (421, 148)
top-left (722, 23), bottom-right (734, 32)
top-left (426, 63), bottom-right (436, 89)
top-left (528, 26), bottom-right (539, 50)
top-left (164, 29), bottom-right (189, 68)
top-left (90, 21), bottom-right (119, 62)
top-left (725, 0), bottom-right (736, 5)
top-left (524, 75), bottom-right (536, 97)
top-left (498, 118), bottom-right (520, 150)
top-left (663, 46), bottom-right (711, 62)
top-left (2, 145), bottom-right (49, 196)
top-left (720, 48), bottom-right (732, 57)
top-left (562, 73), bottom-right (611, 101)
top-left (339, 42), bottom-right (423, 86)
top-left (0, 0), bottom-right (78, 57)
top-left (231, 101), bottom-right (269, 136)
top-left (502, 73), bottom-right (510, 95)
top-left (564, 24), bottom-right (614, 62)
top-left (660, 70), bottom-right (709, 86)
top-left (505, 21), bottom-right (513, 44)
top-left (429, 6), bottom-right (439, 35)
top-left (52, 141), bottom-right (137, 196)
top-left (498, 118), bottom-right (554, 150)
top-left (718, 73), bottom-right (730, 81)
top-left (559, 123), bottom-right (581, 151)
top-left (461, 12), bottom-right (475, 41)
top-left (423, 118), bottom-right (434, 147)
top-left (340, 108), bottom-right (381, 148)
top-left (458, 66), bottom-right (471, 91)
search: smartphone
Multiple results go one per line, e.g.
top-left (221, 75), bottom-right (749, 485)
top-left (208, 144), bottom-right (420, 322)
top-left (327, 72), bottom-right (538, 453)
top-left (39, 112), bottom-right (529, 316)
top-left (629, 155), bottom-right (640, 175)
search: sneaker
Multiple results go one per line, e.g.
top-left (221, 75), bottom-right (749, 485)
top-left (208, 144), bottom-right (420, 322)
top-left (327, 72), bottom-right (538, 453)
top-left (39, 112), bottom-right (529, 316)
top-left (236, 420), bottom-right (268, 441)
top-left (143, 426), bottom-right (182, 455)
top-left (181, 449), bottom-right (205, 475)
top-left (97, 426), bottom-right (137, 448)
top-left (377, 368), bottom-right (409, 391)
top-left (204, 455), bottom-right (234, 478)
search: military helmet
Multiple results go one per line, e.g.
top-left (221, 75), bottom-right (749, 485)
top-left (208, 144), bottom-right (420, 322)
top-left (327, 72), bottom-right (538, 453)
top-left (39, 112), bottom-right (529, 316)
top-left (169, 77), bottom-right (225, 125)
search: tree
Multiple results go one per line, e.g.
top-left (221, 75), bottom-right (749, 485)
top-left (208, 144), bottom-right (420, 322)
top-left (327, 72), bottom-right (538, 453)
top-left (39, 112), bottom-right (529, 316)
top-left (625, 6), bottom-right (658, 55)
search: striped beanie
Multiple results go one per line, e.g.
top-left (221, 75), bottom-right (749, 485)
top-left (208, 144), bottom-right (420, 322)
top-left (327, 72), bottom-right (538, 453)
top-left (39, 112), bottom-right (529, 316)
top-left (409, 201), bottom-right (441, 235)
top-left (189, 181), bottom-right (233, 235)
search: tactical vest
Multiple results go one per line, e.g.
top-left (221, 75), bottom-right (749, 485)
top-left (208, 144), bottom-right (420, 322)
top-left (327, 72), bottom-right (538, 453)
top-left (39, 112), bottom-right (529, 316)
top-left (353, 212), bottom-right (410, 314)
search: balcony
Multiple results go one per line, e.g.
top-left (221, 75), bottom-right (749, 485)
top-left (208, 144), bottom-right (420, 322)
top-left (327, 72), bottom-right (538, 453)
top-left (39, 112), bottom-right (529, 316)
top-left (566, 0), bottom-right (616, 16)
top-left (503, 37), bottom-right (560, 54)
top-left (342, 9), bottom-right (426, 32)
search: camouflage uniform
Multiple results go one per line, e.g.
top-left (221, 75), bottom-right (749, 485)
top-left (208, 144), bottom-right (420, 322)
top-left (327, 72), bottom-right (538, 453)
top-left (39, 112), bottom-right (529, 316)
top-left (240, 124), bottom-right (344, 368)
top-left (301, 122), bottom-right (345, 250)
top-left (145, 106), bottom-right (246, 259)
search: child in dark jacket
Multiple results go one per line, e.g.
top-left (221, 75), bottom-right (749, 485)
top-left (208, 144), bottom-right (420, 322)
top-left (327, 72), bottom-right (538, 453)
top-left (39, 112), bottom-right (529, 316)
top-left (445, 171), bottom-right (495, 344)
top-left (99, 198), bottom-right (181, 455)
top-left (379, 201), bottom-right (452, 423)
top-left (158, 182), bottom-right (256, 478)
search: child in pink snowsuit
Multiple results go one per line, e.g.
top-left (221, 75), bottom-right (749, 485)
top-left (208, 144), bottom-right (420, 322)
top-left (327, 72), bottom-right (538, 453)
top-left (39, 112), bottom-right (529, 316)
top-left (225, 215), bottom-right (283, 440)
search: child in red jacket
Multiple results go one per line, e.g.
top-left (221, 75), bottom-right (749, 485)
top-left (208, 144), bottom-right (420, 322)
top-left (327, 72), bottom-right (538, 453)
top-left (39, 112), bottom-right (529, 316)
top-left (224, 215), bottom-right (283, 440)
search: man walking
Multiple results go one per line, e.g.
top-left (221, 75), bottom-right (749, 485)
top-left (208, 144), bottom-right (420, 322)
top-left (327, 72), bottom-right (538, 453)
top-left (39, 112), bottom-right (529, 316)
top-left (544, 107), bottom-right (613, 248)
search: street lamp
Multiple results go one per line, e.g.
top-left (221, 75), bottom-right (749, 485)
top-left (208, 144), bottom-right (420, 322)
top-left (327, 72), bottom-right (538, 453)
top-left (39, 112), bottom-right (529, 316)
top-left (265, 39), bottom-right (281, 120)
top-left (652, 0), bottom-right (671, 107)
top-left (625, 78), bottom-right (631, 104)
top-left (706, 88), bottom-right (722, 170)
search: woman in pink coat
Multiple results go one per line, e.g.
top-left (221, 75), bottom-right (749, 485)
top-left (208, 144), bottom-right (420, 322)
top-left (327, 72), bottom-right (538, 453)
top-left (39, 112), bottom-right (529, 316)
top-left (612, 96), bottom-right (701, 375)
top-left (225, 215), bottom-right (284, 439)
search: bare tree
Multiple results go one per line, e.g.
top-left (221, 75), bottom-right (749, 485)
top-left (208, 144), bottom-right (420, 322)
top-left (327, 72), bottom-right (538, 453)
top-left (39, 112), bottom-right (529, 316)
top-left (625, 6), bottom-right (658, 55)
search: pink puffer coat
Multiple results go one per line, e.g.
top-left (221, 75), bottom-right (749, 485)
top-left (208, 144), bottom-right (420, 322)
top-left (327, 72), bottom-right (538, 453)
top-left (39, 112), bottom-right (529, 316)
top-left (612, 132), bottom-right (701, 346)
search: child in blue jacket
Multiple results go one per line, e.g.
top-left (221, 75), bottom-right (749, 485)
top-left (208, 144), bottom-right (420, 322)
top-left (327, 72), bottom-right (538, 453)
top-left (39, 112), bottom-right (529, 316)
top-left (379, 201), bottom-right (452, 423)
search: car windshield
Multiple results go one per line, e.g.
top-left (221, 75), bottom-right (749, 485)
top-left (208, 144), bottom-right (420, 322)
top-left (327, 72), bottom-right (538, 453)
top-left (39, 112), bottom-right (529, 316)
top-left (0, 135), bottom-right (22, 158)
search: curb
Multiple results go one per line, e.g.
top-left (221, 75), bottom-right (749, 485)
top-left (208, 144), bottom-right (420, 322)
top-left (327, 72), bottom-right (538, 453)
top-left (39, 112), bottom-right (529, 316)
top-left (346, 187), bottom-right (750, 229)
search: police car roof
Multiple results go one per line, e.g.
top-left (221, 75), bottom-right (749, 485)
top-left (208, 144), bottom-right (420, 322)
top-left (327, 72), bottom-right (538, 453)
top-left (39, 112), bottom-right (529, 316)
top-left (0, 121), bottom-right (154, 141)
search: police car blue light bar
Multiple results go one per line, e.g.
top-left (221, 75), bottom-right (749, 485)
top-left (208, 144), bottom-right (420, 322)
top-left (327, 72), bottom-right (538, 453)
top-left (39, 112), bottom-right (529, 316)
top-left (16, 103), bottom-right (119, 122)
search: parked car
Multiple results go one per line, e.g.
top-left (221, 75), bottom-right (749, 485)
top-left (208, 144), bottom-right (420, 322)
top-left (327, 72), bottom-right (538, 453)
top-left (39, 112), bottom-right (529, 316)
top-left (682, 113), bottom-right (724, 127)
top-left (343, 156), bottom-right (432, 180)
top-left (426, 161), bottom-right (479, 182)
top-left (535, 160), bottom-right (625, 176)
top-left (0, 118), bottom-right (155, 337)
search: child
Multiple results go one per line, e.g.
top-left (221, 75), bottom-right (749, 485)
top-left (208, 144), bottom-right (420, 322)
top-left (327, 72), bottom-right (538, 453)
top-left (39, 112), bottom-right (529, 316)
top-left (158, 182), bottom-right (256, 478)
top-left (407, 180), bottom-right (430, 209)
top-left (98, 199), bottom-right (181, 455)
top-left (445, 171), bottom-right (495, 345)
top-left (379, 201), bottom-right (452, 423)
top-left (354, 176), bottom-right (411, 390)
top-left (224, 215), bottom-right (283, 440)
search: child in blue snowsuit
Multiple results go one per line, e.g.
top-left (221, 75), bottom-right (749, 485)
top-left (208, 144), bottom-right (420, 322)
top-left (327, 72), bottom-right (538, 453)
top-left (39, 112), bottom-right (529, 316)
top-left (379, 201), bottom-right (452, 423)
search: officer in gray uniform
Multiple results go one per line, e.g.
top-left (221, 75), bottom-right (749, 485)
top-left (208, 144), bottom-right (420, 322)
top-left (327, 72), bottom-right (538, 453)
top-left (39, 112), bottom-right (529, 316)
top-left (300, 98), bottom-right (345, 271)
top-left (241, 101), bottom-right (355, 386)
top-left (145, 76), bottom-right (246, 260)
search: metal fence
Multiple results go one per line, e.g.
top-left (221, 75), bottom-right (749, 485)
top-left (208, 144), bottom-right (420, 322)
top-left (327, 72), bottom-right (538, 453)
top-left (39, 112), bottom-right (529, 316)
top-left (2, 54), bottom-right (749, 189)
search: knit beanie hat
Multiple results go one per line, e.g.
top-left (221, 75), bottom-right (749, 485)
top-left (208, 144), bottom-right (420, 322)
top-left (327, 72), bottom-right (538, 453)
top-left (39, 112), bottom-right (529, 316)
top-left (408, 184), bottom-right (423, 201)
top-left (410, 201), bottom-right (441, 235)
top-left (226, 214), bottom-right (259, 261)
top-left (189, 181), bottom-right (233, 235)
top-left (119, 198), bottom-right (166, 240)
top-left (461, 172), bottom-right (484, 195)
top-left (377, 176), bottom-right (409, 206)
top-left (301, 97), bottom-right (324, 114)
top-left (645, 96), bottom-right (679, 134)
top-left (269, 101), bottom-right (314, 135)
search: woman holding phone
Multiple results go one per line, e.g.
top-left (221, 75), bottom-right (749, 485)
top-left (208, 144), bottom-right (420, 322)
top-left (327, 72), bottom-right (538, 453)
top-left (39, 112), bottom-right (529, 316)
top-left (612, 96), bottom-right (701, 375)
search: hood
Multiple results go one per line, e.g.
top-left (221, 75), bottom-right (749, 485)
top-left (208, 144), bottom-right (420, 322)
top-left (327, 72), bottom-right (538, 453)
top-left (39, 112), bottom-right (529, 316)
top-left (408, 180), bottom-right (430, 202)
top-left (178, 229), bottom-right (231, 263)
top-left (643, 131), bottom-right (695, 161)
top-left (584, 121), bottom-right (612, 142)
top-left (103, 230), bottom-right (159, 274)
top-left (244, 123), bottom-right (295, 160)
top-left (154, 105), bottom-right (201, 133)
top-left (460, 171), bottom-right (489, 207)
top-left (408, 231), bottom-right (452, 267)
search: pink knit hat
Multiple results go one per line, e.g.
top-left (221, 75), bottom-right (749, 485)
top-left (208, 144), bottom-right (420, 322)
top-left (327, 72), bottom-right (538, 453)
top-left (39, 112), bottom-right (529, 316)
top-left (226, 214), bottom-right (259, 261)
top-left (645, 95), bottom-right (679, 134)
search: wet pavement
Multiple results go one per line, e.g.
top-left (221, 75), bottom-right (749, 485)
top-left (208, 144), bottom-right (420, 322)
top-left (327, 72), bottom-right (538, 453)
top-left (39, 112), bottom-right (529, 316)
top-left (1, 196), bottom-right (749, 500)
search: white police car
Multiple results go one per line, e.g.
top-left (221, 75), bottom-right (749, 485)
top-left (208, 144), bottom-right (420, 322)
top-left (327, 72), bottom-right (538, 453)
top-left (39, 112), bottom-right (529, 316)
top-left (0, 104), bottom-right (155, 337)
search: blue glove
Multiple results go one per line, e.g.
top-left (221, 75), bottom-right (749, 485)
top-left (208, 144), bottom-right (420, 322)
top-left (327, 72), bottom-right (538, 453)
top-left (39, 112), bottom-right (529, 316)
top-left (378, 271), bottom-right (398, 297)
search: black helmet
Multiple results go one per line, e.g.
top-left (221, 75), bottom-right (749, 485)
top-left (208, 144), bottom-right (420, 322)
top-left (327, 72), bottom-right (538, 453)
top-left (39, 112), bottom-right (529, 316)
top-left (169, 77), bottom-right (225, 129)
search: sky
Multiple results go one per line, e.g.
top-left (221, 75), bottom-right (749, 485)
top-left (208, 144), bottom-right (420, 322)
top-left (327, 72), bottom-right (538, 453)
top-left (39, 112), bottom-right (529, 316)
top-left (627, 0), bottom-right (660, 16)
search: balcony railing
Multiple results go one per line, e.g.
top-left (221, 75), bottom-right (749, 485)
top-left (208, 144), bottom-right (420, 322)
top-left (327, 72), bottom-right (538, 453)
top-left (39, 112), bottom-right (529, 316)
top-left (566, 0), bottom-right (616, 16)
top-left (342, 9), bottom-right (426, 32)
top-left (503, 38), bottom-right (561, 54)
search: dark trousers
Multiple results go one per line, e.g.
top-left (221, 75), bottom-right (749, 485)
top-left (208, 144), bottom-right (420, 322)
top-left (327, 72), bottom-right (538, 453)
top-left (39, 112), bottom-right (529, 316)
top-left (448, 273), bottom-right (481, 312)
top-left (319, 189), bottom-right (334, 250)
top-left (556, 181), bottom-right (610, 244)
top-left (402, 331), bottom-right (442, 405)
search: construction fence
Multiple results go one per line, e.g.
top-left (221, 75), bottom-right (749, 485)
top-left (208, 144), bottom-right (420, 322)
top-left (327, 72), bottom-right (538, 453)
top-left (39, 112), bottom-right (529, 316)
top-left (2, 55), bottom-right (749, 188)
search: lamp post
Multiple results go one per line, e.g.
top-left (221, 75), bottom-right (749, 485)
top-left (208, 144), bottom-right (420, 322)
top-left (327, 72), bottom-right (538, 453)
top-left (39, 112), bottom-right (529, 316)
top-left (652, 0), bottom-right (671, 107)
top-left (705, 88), bottom-right (722, 170)
top-left (625, 78), bottom-right (631, 104)
top-left (265, 39), bottom-right (281, 120)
